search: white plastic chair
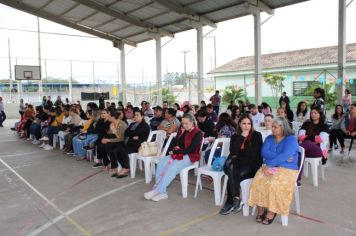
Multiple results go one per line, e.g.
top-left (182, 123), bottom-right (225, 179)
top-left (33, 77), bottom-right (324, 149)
top-left (250, 146), bottom-right (305, 226)
top-left (194, 138), bottom-right (231, 206)
top-left (303, 140), bottom-right (328, 187)
top-left (291, 121), bottom-right (302, 138)
top-left (150, 133), bottom-right (177, 175)
top-left (136, 132), bottom-right (175, 184)
top-left (179, 137), bottom-right (205, 198)
top-left (129, 130), bottom-right (166, 180)
top-left (53, 134), bottom-right (59, 148)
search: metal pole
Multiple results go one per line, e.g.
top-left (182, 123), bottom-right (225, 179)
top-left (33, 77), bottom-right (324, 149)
top-left (69, 60), bottom-right (73, 101)
top-left (92, 61), bottom-right (95, 92)
top-left (116, 62), bottom-right (120, 101)
top-left (254, 12), bottom-right (262, 105)
top-left (37, 17), bottom-right (43, 100)
top-left (8, 38), bottom-right (13, 101)
top-left (337, 0), bottom-right (346, 104)
top-left (182, 51), bottom-right (190, 101)
top-left (119, 42), bottom-right (127, 104)
top-left (197, 26), bottom-right (204, 103)
top-left (16, 57), bottom-right (21, 101)
top-left (155, 36), bottom-right (163, 106)
top-left (213, 36), bottom-right (217, 69)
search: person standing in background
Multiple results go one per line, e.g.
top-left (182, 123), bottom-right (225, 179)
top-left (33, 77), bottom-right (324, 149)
top-left (210, 90), bottom-right (221, 114)
top-left (19, 98), bottom-right (26, 117)
top-left (279, 91), bottom-right (290, 107)
top-left (342, 89), bottom-right (352, 112)
top-left (0, 97), bottom-right (6, 127)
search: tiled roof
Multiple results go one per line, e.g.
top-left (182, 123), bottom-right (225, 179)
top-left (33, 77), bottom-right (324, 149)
top-left (209, 43), bottom-right (356, 74)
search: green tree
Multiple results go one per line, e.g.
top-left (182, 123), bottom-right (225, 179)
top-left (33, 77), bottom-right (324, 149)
top-left (222, 86), bottom-right (247, 105)
top-left (306, 83), bottom-right (337, 110)
top-left (152, 87), bottom-right (177, 106)
top-left (264, 74), bottom-right (286, 107)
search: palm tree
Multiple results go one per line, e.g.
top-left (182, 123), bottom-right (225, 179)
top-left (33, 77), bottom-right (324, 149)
top-left (222, 86), bottom-right (247, 105)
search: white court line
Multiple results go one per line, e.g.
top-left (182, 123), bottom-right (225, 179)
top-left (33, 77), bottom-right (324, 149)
top-left (0, 152), bottom-right (38, 158)
top-left (0, 158), bottom-right (92, 236)
top-left (27, 179), bottom-right (144, 236)
top-left (0, 164), bottom-right (32, 173)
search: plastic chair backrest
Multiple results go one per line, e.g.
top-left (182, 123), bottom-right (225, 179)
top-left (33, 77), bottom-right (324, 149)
top-left (151, 130), bottom-right (166, 155)
top-left (161, 132), bottom-right (177, 156)
top-left (297, 146), bottom-right (305, 181)
top-left (206, 138), bottom-right (231, 168)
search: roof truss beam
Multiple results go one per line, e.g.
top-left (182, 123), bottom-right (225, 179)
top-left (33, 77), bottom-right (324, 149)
top-left (71, 0), bottom-right (174, 37)
top-left (0, 0), bottom-right (136, 47)
top-left (154, 0), bottom-right (216, 28)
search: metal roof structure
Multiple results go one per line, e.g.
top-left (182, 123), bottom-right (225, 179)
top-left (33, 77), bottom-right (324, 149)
top-left (0, 0), bottom-right (308, 46)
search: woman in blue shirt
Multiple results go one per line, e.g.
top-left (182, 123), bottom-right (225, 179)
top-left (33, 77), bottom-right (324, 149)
top-left (248, 117), bottom-right (299, 225)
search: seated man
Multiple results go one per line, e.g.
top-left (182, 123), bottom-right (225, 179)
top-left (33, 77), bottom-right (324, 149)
top-left (341, 103), bottom-right (356, 150)
top-left (249, 104), bottom-right (265, 128)
top-left (150, 106), bottom-right (164, 131)
top-left (196, 110), bottom-right (215, 138)
top-left (206, 104), bottom-right (218, 123)
top-left (158, 108), bottom-right (180, 137)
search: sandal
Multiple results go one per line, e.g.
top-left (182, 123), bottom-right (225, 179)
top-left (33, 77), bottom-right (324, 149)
top-left (76, 157), bottom-right (86, 161)
top-left (262, 212), bottom-right (276, 225)
top-left (256, 209), bottom-right (266, 223)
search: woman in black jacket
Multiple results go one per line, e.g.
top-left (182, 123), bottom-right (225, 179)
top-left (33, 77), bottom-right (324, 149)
top-left (124, 110), bottom-right (150, 154)
top-left (220, 114), bottom-right (263, 215)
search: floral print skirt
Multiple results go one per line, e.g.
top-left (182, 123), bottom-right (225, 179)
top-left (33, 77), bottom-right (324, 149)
top-left (248, 166), bottom-right (298, 215)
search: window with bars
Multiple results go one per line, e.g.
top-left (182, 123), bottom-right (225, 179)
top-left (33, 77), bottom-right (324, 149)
top-left (293, 81), bottom-right (321, 96)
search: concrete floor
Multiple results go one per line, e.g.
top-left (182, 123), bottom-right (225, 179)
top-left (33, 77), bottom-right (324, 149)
top-left (1, 119), bottom-right (356, 236)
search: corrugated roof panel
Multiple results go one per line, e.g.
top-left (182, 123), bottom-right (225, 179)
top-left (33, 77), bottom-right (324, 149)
top-left (62, 4), bottom-right (97, 22)
top-left (113, 26), bottom-right (145, 38)
top-left (128, 2), bottom-right (167, 20)
top-left (93, 0), bottom-right (117, 6)
top-left (111, 0), bottom-right (152, 13)
top-left (126, 32), bottom-right (151, 42)
top-left (42, 0), bottom-right (77, 15)
top-left (21, 0), bottom-right (50, 8)
top-left (96, 19), bottom-right (130, 32)
top-left (190, 0), bottom-right (243, 14)
top-left (147, 12), bottom-right (185, 27)
top-left (80, 12), bottom-right (113, 27)
top-left (205, 5), bottom-right (248, 22)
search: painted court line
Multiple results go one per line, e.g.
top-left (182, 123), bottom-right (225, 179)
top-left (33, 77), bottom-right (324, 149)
top-left (0, 158), bottom-right (92, 236)
top-left (27, 179), bottom-right (144, 236)
top-left (0, 152), bottom-right (38, 158)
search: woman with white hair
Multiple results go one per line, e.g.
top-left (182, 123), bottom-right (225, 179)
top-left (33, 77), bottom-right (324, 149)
top-left (248, 117), bottom-right (299, 225)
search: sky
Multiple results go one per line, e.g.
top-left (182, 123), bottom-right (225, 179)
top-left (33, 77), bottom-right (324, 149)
top-left (0, 0), bottom-right (355, 85)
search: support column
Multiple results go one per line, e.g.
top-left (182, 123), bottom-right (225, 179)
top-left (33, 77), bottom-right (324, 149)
top-left (197, 26), bottom-right (204, 103)
top-left (37, 17), bottom-right (43, 100)
top-left (119, 42), bottom-right (127, 104)
top-left (155, 36), bottom-right (163, 106)
top-left (254, 12), bottom-right (262, 105)
top-left (337, 0), bottom-right (346, 104)
top-left (69, 60), bottom-right (73, 102)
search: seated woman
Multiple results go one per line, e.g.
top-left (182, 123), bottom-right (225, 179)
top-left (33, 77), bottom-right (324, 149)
top-left (44, 106), bottom-right (64, 150)
top-left (98, 110), bottom-right (128, 176)
top-left (17, 104), bottom-right (35, 138)
top-left (296, 101), bottom-right (310, 123)
top-left (196, 110), bottom-right (215, 138)
top-left (220, 114), bottom-right (263, 215)
top-left (123, 109), bottom-right (150, 155)
top-left (258, 114), bottom-right (273, 141)
top-left (248, 117), bottom-right (299, 225)
top-left (204, 112), bottom-right (236, 163)
top-left (144, 113), bottom-right (203, 202)
top-left (341, 103), bottom-right (356, 142)
top-left (58, 107), bottom-right (81, 150)
top-left (30, 106), bottom-right (48, 144)
top-left (329, 105), bottom-right (345, 153)
top-left (158, 108), bottom-right (180, 137)
top-left (299, 107), bottom-right (329, 165)
top-left (276, 107), bottom-right (293, 129)
top-left (72, 109), bottom-right (101, 161)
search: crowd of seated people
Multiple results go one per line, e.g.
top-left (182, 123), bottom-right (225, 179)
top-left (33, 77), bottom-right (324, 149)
top-left (9, 87), bottom-right (356, 225)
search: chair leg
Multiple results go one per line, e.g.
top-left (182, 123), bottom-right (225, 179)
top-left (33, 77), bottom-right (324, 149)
top-left (294, 187), bottom-right (300, 214)
top-left (303, 162), bottom-right (309, 177)
top-left (180, 169), bottom-right (189, 198)
top-left (281, 215), bottom-right (288, 226)
top-left (311, 161), bottom-right (319, 187)
top-left (320, 163), bottom-right (325, 180)
top-left (138, 160), bottom-right (143, 171)
top-left (143, 159), bottom-right (152, 184)
top-left (220, 175), bottom-right (228, 206)
top-left (129, 154), bottom-right (137, 179)
top-left (194, 173), bottom-right (201, 198)
top-left (212, 176), bottom-right (222, 206)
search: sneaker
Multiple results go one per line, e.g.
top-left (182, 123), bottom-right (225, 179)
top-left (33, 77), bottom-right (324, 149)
top-left (40, 136), bottom-right (49, 141)
top-left (10, 127), bottom-right (16, 131)
top-left (67, 152), bottom-right (75, 155)
top-left (219, 201), bottom-right (234, 215)
top-left (327, 148), bottom-right (332, 153)
top-left (151, 193), bottom-right (168, 202)
top-left (32, 140), bottom-right (39, 145)
top-left (92, 163), bottom-right (103, 169)
top-left (44, 145), bottom-right (54, 151)
top-left (340, 149), bottom-right (345, 154)
top-left (144, 190), bottom-right (159, 200)
top-left (335, 144), bottom-right (339, 150)
top-left (40, 143), bottom-right (47, 148)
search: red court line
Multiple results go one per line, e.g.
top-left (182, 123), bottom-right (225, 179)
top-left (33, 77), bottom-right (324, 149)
top-left (15, 169), bottom-right (103, 235)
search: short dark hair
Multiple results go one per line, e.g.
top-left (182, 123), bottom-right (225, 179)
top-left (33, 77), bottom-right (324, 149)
top-left (248, 104), bottom-right (256, 110)
top-left (197, 110), bottom-right (208, 118)
top-left (165, 108), bottom-right (176, 117)
top-left (206, 104), bottom-right (213, 109)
